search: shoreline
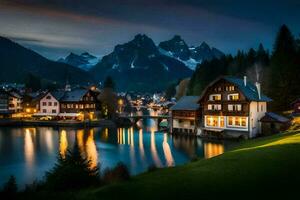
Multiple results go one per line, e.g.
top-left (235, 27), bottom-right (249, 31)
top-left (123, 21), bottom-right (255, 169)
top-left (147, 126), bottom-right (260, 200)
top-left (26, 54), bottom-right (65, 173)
top-left (0, 119), bottom-right (116, 128)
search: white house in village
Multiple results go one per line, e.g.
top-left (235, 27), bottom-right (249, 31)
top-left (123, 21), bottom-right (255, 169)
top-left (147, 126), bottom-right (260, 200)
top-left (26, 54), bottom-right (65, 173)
top-left (36, 91), bottom-right (64, 117)
top-left (198, 76), bottom-right (272, 138)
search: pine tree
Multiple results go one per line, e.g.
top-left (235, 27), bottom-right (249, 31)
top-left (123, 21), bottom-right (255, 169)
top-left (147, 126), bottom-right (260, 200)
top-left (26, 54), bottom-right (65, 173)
top-left (45, 141), bottom-right (100, 191)
top-left (104, 76), bottom-right (115, 90)
top-left (269, 25), bottom-right (299, 111)
top-left (1, 175), bottom-right (17, 196)
top-left (256, 43), bottom-right (270, 66)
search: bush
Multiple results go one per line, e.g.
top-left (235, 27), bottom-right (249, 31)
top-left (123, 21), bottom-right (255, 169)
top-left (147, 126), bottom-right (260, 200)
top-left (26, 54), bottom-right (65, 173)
top-left (103, 162), bottom-right (130, 183)
top-left (1, 175), bottom-right (17, 197)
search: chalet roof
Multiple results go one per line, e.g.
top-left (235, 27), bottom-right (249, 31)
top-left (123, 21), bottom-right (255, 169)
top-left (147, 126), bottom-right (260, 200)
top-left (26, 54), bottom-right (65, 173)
top-left (51, 91), bottom-right (65, 101)
top-left (199, 76), bottom-right (272, 103)
top-left (8, 91), bottom-right (22, 99)
top-left (60, 89), bottom-right (88, 102)
top-left (224, 77), bottom-right (272, 102)
top-left (0, 89), bottom-right (22, 99)
top-left (260, 112), bottom-right (290, 123)
top-left (291, 98), bottom-right (300, 106)
top-left (170, 96), bottom-right (200, 111)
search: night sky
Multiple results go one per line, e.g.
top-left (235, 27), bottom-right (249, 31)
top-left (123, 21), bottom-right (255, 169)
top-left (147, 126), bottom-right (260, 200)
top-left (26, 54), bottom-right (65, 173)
top-left (1, 0), bottom-right (299, 59)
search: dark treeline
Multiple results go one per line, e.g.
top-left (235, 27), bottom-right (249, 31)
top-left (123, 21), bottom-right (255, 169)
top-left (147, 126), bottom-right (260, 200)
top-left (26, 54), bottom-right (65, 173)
top-left (188, 25), bottom-right (300, 111)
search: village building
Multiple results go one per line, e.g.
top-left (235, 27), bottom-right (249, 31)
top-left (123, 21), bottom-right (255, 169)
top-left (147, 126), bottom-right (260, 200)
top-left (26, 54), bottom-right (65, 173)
top-left (34, 87), bottom-right (101, 120)
top-left (291, 98), bottom-right (300, 115)
top-left (35, 91), bottom-right (64, 119)
top-left (170, 96), bottom-right (201, 134)
top-left (22, 92), bottom-right (46, 115)
top-left (0, 89), bottom-right (23, 118)
top-left (260, 112), bottom-right (291, 135)
top-left (198, 76), bottom-right (272, 139)
top-left (59, 89), bottom-right (100, 120)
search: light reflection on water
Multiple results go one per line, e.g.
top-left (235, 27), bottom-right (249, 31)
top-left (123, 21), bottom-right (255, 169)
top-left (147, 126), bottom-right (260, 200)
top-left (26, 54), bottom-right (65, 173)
top-left (0, 119), bottom-right (231, 186)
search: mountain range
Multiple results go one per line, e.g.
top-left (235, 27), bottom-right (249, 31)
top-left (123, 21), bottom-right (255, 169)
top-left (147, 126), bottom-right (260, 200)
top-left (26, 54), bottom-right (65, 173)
top-left (90, 34), bottom-right (224, 91)
top-left (58, 52), bottom-right (100, 71)
top-left (0, 36), bottom-right (93, 86)
top-left (0, 34), bottom-right (224, 92)
top-left (90, 34), bottom-right (194, 92)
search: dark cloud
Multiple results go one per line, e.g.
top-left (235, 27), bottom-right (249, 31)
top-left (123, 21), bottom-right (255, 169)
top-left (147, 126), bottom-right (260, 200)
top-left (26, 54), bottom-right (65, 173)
top-left (0, 0), bottom-right (299, 59)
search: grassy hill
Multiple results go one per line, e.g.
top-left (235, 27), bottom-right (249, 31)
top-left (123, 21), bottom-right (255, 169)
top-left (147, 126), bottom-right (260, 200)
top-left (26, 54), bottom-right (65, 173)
top-left (79, 130), bottom-right (300, 200)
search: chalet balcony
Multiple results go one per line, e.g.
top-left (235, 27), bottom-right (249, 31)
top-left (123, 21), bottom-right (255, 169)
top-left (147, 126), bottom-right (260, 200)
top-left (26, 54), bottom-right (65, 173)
top-left (204, 110), bottom-right (249, 116)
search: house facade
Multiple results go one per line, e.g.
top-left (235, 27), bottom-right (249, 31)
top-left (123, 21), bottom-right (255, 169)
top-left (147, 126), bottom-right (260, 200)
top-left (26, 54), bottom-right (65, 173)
top-left (291, 98), bottom-right (300, 115)
top-left (170, 96), bottom-right (201, 134)
top-left (59, 89), bottom-right (100, 120)
top-left (198, 76), bottom-right (272, 139)
top-left (38, 91), bottom-right (64, 117)
top-left (35, 88), bottom-right (101, 120)
top-left (0, 89), bottom-right (23, 117)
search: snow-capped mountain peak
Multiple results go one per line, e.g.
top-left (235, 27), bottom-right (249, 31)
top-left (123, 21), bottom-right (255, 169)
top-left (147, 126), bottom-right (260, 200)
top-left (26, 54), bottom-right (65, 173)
top-left (158, 36), bottom-right (224, 70)
top-left (58, 52), bottom-right (100, 71)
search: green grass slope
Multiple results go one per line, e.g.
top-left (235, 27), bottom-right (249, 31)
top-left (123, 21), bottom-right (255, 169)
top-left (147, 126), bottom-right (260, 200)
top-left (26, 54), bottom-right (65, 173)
top-left (81, 131), bottom-right (300, 200)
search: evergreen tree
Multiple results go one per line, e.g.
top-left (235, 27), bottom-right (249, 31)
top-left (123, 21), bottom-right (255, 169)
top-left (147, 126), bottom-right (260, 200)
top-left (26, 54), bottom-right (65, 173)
top-left (104, 76), bottom-right (115, 90)
top-left (24, 73), bottom-right (42, 91)
top-left (1, 175), bottom-right (17, 197)
top-left (269, 25), bottom-right (299, 111)
top-left (165, 83), bottom-right (177, 100)
top-left (246, 48), bottom-right (256, 67)
top-left (44, 141), bottom-right (100, 191)
top-left (256, 43), bottom-right (270, 66)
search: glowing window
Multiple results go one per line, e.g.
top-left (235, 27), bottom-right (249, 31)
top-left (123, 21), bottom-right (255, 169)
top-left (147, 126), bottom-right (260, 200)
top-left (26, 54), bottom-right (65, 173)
top-left (228, 93), bottom-right (239, 100)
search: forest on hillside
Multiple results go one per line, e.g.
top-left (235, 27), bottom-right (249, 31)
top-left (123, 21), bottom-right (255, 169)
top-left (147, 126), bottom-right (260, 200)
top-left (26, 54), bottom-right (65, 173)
top-left (187, 25), bottom-right (300, 111)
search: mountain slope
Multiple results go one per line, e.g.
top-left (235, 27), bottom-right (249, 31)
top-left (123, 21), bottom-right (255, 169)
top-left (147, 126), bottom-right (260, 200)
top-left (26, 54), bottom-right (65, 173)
top-left (58, 52), bottom-right (99, 71)
top-left (0, 36), bottom-right (92, 85)
top-left (90, 34), bottom-right (193, 92)
top-left (159, 36), bottom-right (224, 70)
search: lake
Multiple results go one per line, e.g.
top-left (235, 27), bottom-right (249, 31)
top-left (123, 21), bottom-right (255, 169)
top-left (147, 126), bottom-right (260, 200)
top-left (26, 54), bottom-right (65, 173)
top-left (0, 118), bottom-right (232, 187)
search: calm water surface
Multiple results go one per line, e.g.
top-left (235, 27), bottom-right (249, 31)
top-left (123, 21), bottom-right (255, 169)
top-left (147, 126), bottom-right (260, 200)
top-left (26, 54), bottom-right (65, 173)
top-left (0, 119), bottom-right (232, 186)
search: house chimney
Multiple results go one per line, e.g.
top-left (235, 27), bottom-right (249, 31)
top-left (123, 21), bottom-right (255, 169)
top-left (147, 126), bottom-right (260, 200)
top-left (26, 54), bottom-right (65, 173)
top-left (243, 76), bottom-right (247, 86)
top-left (255, 82), bottom-right (261, 100)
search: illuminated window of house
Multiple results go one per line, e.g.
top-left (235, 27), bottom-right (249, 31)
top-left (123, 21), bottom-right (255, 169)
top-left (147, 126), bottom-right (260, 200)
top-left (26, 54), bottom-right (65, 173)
top-left (209, 94), bottom-right (221, 101)
top-left (206, 116), bottom-right (218, 127)
top-left (220, 117), bottom-right (225, 127)
top-left (208, 104), bottom-right (221, 111)
top-left (227, 116), bottom-right (247, 128)
top-left (228, 93), bottom-right (239, 100)
top-left (228, 104), bottom-right (242, 111)
top-left (241, 118), bottom-right (247, 126)
top-left (206, 116), bottom-right (224, 127)
top-left (228, 117), bottom-right (234, 126)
